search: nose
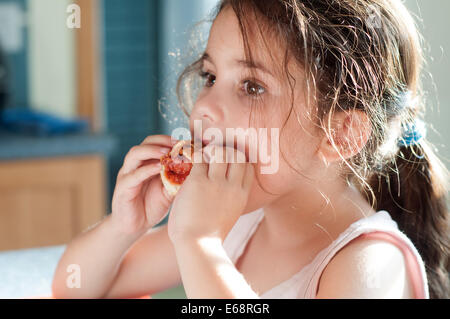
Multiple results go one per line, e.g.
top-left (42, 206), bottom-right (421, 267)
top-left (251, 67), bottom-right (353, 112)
top-left (190, 89), bottom-right (225, 127)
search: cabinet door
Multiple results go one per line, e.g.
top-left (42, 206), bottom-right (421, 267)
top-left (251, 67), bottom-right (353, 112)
top-left (0, 155), bottom-right (106, 251)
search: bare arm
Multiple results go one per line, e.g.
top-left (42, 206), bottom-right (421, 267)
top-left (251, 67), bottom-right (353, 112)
top-left (52, 135), bottom-right (180, 298)
top-left (103, 223), bottom-right (182, 298)
top-left (52, 214), bottom-right (144, 298)
top-left (315, 237), bottom-right (414, 299)
top-left (173, 237), bottom-right (259, 299)
top-left (52, 216), bottom-right (181, 299)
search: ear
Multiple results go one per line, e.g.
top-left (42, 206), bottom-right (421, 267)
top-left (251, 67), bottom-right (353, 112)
top-left (317, 110), bottom-right (372, 163)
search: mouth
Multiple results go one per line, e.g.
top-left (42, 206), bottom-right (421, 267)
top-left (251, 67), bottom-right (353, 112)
top-left (202, 138), bottom-right (213, 147)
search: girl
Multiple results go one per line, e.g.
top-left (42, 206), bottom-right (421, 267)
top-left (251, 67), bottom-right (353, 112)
top-left (52, 0), bottom-right (449, 299)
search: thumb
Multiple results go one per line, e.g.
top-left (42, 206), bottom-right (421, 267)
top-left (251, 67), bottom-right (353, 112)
top-left (144, 178), bottom-right (173, 225)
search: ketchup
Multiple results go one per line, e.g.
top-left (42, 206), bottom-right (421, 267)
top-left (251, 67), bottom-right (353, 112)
top-left (160, 153), bottom-right (193, 185)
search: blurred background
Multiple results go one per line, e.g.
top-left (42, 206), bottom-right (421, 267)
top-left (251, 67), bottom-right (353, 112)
top-left (0, 0), bottom-right (448, 298)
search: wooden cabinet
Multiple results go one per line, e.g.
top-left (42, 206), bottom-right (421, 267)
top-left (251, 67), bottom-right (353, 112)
top-left (0, 155), bottom-right (107, 251)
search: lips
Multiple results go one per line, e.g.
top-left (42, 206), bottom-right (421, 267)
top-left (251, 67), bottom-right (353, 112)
top-left (202, 138), bottom-right (212, 147)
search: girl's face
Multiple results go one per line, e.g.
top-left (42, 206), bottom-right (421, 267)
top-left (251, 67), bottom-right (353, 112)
top-left (189, 6), bottom-right (326, 213)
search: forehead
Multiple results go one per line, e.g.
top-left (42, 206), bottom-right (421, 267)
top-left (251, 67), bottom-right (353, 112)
top-left (207, 6), bottom-right (243, 55)
top-left (206, 6), bottom-right (286, 74)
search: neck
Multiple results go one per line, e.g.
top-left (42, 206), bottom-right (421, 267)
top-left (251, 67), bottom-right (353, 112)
top-left (261, 178), bottom-right (374, 250)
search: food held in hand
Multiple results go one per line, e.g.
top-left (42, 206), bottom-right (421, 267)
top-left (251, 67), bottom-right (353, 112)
top-left (160, 140), bottom-right (194, 197)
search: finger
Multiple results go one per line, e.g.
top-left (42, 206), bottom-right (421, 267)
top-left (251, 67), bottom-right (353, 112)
top-left (141, 135), bottom-right (179, 147)
top-left (207, 146), bottom-right (229, 180)
top-left (226, 147), bottom-right (247, 182)
top-left (121, 144), bottom-right (171, 175)
top-left (227, 162), bottom-right (246, 183)
top-left (136, 159), bottom-right (160, 169)
top-left (144, 177), bottom-right (173, 222)
top-left (120, 162), bottom-right (162, 189)
top-left (242, 163), bottom-right (255, 190)
top-left (142, 172), bottom-right (173, 205)
top-left (189, 150), bottom-right (208, 178)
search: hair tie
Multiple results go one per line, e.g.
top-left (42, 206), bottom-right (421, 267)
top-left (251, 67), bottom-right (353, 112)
top-left (398, 119), bottom-right (426, 147)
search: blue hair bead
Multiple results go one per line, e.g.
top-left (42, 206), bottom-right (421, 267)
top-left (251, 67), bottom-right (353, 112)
top-left (398, 119), bottom-right (426, 147)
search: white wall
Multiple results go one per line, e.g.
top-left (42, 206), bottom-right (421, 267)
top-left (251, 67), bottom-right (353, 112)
top-left (27, 0), bottom-right (76, 119)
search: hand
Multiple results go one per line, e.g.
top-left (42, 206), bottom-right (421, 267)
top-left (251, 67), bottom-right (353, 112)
top-left (111, 135), bottom-right (178, 235)
top-left (167, 145), bottom-right (255, 245)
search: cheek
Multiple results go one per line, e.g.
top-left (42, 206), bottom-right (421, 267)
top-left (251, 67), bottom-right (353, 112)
top-left (280, 131), bottom-right (319, 173)
top-left (221, 96), bottom-right (254, 134)
top-left (242, 146), bottom-right (318, 215)
top-left (238, 116), bottom-right (324, 214)
top-left (243, 122), bottom-right (322, 203)
top-left (280, 101), bottom-right (322, 169)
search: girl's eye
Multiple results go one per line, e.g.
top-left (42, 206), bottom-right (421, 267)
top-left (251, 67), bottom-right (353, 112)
top-left (199, 71), bottom-right (216, 87)
top-left (199, 70), bottom-right (266, 98)
top-left (243, 80), bottom-right (265, 97)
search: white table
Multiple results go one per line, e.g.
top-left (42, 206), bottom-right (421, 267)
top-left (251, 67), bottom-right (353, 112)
top-left (0, 245), bottom-right (66, 298)
top-left (0, 245), bottom-right (187, 299)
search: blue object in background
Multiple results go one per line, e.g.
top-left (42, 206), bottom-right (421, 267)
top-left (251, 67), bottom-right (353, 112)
top-left (101, 0), bottom-right (161, 214)
top-left (0, 107), bottom-right (88, 136)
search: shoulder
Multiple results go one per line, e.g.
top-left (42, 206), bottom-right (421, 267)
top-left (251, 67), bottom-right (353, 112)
top-left (315, 234), bottom-right (415, 299)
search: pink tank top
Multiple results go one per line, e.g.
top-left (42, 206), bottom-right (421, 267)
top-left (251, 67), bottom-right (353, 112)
top-left (222, 208), bottom-right (429, 299)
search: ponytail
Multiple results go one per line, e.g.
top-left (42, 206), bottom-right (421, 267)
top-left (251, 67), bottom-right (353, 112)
top-left (369, 141), bottom-right (450, 298)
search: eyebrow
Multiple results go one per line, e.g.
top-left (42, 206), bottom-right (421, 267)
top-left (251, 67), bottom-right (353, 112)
top-left (201, 52), bottom-right (275, 78)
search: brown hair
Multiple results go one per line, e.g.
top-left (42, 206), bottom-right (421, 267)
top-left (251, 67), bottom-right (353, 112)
top-left (175, 0), bottom-right (449, 298)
